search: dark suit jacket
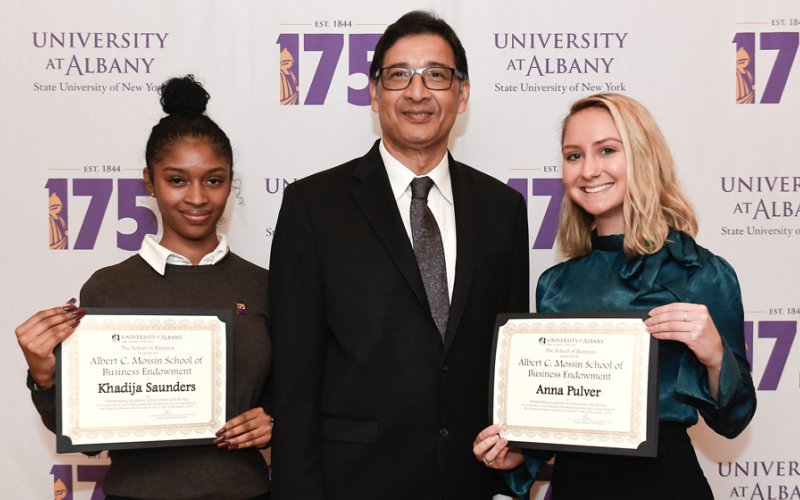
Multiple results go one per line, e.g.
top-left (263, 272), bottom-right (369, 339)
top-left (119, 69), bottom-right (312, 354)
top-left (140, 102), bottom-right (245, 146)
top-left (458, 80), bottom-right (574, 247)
top-left (269, 140), bottom-right (529, 500)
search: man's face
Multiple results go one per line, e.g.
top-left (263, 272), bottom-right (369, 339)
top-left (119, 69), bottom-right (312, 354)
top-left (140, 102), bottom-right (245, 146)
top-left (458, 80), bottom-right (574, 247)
top-left (370, 34), bottom-right (469, 158)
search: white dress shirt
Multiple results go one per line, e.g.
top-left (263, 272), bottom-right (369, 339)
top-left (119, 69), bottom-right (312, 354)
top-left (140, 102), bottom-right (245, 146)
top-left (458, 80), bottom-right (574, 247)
top-left (138, 233), bottom-right (230, 275)
top-left (380, 140), bottom-right (457, 300)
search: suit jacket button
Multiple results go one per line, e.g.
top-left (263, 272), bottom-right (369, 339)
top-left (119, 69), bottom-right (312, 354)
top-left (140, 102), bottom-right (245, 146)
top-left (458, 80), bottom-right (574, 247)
top-left (439, 426), bottom-right (449, 438)
top-left (441, 363), bottom-right (449, 372)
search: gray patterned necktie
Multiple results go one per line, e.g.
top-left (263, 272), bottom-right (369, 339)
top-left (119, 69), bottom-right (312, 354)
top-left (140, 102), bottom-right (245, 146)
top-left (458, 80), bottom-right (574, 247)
top-left (410, 177), bottom-right (449, 341)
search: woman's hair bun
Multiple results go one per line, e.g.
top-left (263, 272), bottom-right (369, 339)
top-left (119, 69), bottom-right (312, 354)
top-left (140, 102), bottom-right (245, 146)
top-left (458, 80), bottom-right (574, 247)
top-left (159, 75), bottom-right (210, 117)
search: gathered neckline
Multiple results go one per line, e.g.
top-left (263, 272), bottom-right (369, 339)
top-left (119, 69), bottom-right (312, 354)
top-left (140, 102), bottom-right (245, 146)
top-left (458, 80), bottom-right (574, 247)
top-left (583, 230), bottom-right (704, 301)
top-left (590, 233), bottom-right (624, 252)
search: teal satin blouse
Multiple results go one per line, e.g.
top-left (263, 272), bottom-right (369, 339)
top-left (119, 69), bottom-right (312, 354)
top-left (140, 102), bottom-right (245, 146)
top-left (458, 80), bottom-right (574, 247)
top-left (505, 231), bottom-right (757, 497)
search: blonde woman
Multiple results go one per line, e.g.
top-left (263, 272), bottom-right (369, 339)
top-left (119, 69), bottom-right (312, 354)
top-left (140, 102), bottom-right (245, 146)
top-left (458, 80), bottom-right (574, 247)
top-left (473, 93), bottom-right (756, 499)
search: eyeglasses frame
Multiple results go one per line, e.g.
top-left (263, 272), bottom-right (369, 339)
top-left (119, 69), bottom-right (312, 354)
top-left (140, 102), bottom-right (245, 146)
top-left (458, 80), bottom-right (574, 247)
top-left (375, 65), bottom-right (466, 91)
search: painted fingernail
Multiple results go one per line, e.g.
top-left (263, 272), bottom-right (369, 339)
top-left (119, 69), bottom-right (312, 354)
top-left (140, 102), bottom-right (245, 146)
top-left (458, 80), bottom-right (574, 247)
top-left (227, 441), bottom-right (238, 451)
top-left (63, 304), bottom-right (77, 313)
top-left (215, 427), bottom-right (227, 437)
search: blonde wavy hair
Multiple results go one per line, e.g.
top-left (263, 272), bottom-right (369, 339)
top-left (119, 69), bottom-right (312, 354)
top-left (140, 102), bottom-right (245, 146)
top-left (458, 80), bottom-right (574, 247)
top-left (557, 93), bottom-right (698, 259)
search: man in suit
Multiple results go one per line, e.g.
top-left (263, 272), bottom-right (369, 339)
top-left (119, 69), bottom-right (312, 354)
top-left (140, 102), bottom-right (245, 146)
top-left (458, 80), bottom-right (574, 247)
top-left (270, 11), bottom-right (529, 499)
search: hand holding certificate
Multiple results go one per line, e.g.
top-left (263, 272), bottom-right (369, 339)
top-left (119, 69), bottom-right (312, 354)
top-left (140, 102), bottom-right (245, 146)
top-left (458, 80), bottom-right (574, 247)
top-left (490, 312), bottom-right (659, 457)
top-left (56, 309), bottom-right (234, 453)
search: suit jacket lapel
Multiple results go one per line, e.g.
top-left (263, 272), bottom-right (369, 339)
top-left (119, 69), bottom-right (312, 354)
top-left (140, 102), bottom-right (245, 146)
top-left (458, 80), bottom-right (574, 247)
top-left (351, 141), bottom-right (431, 316)
top-left (444, 156), bottom-right (482, 353)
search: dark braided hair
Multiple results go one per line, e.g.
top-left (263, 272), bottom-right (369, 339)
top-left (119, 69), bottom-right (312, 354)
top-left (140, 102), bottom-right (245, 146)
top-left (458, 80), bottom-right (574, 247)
top-left (144, 75), bottom-right (233, 181)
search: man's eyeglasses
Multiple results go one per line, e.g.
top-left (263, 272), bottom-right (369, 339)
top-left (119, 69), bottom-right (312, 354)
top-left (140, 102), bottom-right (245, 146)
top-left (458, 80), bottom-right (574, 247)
top-left (376, 66), bottom-right (465, 90)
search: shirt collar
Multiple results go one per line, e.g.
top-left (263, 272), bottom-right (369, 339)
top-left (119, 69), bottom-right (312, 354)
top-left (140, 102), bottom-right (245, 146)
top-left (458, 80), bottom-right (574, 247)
top-left (139, 233), bottom-right (230, 275)
top-left (380, 140), bottom-right (453, 204)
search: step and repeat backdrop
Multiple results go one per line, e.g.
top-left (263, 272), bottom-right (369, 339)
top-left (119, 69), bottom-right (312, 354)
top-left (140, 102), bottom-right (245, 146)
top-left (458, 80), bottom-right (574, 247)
top-left (2, 1), bottom-right (798, 498)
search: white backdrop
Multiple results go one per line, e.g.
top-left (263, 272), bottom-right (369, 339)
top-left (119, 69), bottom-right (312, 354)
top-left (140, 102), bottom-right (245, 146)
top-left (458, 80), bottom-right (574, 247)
top-left (2, 1), bottom-right (798, 498)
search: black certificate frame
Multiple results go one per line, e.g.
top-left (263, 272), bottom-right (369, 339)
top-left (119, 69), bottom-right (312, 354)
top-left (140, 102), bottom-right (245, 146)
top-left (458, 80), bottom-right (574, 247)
top-left (489, 311), bottom-right (659, 457)
top-left (55, 308), bottom-right (234, 453)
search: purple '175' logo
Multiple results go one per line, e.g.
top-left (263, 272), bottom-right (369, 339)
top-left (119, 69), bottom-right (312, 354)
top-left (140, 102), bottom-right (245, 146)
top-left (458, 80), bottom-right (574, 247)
top-left (733, 32), bottom-right (799, 104)
top-left (277, 33), bottom-right (382, 106)
top-left (46, 178), bottom-right (157, 251)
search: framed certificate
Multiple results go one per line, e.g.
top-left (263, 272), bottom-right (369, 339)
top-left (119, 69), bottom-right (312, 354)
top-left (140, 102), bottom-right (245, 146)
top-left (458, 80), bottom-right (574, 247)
top-left (490, 312), bottom-right (659, 457)
top-left (55, 308), bottom-right (234, 453)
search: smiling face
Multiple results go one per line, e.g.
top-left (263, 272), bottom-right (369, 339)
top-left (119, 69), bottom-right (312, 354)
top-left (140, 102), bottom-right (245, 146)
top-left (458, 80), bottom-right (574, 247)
top-left (370, 33), bottom-right (469, 172)
top-left (144, 137), bottom-right (231, 261)
top-left (561, 106), bottom-right (627, 236)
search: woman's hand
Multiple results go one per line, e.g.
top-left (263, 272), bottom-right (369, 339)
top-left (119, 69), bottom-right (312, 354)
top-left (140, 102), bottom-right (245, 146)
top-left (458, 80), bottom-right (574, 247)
top-left (472, 423), bottom-right (523, 470)
top-left (215, 407), bottom-right (273, 450)
top-left (15, 302), bottom-right (85, 389)
top-left (646, 302), bottom-right (725, 398)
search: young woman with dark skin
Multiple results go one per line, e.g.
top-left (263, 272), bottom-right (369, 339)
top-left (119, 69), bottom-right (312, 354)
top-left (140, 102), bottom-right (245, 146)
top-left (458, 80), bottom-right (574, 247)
top-left (16, 75), bottom-right (272, 500)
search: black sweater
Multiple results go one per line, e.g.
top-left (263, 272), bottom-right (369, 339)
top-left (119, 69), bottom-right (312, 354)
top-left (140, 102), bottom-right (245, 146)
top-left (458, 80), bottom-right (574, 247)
top-left (31, 253), bottom-right (271, 499)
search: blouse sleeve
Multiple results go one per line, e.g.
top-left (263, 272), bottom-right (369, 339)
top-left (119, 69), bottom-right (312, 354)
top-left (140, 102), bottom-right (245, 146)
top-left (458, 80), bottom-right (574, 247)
top-left (674, 255), bottom-right (756, 438)
top-left (503, 450), bottom-right (553, 499)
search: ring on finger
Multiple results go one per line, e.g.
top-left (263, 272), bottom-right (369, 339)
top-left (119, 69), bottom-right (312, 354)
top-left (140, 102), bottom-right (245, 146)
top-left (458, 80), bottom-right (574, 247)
top-left (683, 310), bottom-right (689, 322)
top-left (483, 457), bottom-right (495, 466)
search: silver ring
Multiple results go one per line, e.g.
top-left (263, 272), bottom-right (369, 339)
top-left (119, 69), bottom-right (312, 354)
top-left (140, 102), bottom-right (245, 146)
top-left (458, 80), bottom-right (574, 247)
top-left (683, 310), bottom-right (689, 322)
top-left (483, 457), bottom-right (495, 466)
